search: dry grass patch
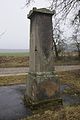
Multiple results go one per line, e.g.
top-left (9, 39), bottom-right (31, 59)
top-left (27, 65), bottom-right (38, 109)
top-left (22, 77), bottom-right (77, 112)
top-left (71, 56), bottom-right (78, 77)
top-left (57, 70), bottom-right (80, 89)
top-left (0, 56), bottom-right (29, 68)
top-left (65, 105), bottom-right (80, 120)
top-left (0, 55), bottom-right (80, 68)
top-left (21, 108), bottom-right (66, 120)
top-left (0, 75), bottom-right (27, 86)
top-left (21, 105), bottom-right (80, 120)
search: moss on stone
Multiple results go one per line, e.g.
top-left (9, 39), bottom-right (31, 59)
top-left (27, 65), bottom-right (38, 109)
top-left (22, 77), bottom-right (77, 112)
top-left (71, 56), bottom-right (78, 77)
top-left (24, 95), bottom-right (63, 111)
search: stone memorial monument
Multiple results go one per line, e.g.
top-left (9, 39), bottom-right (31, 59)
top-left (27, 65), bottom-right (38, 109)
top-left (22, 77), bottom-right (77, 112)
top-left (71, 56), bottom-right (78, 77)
top-left (25, 7), bottom-right (62, 109)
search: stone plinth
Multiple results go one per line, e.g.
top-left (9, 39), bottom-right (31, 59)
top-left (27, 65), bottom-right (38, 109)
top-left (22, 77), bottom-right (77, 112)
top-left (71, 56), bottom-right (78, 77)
top-left (26, 72), bottom-right (60, 100)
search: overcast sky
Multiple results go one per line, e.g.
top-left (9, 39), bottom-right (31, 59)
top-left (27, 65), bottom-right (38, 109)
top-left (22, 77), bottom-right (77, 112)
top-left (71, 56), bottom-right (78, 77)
top-left (0, 0), bottom-right (50, 49)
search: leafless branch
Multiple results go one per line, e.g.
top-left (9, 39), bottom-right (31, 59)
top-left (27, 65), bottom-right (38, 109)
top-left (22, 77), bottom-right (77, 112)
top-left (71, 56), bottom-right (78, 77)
top-left (0, 31), bottom-right (6, 38)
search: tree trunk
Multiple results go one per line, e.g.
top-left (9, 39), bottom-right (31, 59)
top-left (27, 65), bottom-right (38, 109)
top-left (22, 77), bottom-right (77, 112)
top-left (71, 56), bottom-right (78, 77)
top-left (53, 40), bottom-right (59, 59)
top-left (76, 43), bottom-right (80, 58)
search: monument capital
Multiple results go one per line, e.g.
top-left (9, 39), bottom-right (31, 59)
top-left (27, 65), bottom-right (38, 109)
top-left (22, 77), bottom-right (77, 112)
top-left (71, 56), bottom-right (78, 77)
top-left (27, 7), bottom-right (55, 19)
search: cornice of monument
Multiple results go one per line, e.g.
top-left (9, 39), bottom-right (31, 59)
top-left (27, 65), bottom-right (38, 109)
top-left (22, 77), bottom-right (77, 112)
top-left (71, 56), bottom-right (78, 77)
top-left (27, 7), bottom-right (55, 19)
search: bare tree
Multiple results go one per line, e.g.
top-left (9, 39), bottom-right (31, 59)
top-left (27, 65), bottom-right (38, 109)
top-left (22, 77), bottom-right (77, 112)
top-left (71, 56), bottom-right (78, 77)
top-left (0, 31), bottom-right (6, 39)
top-left (26, 0), bottom-right (34, 6)
top-left (72, 29), bottom-right (80, 57)
top-left (53, 23), bottom-right (66, 58)
top-left (72, 11), bottom-right (80, 57)
top-left (26, 0), bottom-right (80, 58)
top-left (26, 0), bottom-right (80, 17)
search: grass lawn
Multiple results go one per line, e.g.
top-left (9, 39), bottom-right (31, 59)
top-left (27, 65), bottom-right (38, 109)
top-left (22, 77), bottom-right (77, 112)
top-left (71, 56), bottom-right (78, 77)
top-left (0, 56), bottom-right (29, 68)
top-left (0, 53), bottom-right (80, 68)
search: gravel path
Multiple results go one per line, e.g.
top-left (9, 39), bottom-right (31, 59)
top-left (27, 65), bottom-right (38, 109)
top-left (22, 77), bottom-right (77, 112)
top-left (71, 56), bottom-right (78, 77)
top-left (0, 65), bottom-right (80, 76)
top-left (55, 65), bottom-right (80, 72)
top-left (0, 67), bottom-right (29, 76)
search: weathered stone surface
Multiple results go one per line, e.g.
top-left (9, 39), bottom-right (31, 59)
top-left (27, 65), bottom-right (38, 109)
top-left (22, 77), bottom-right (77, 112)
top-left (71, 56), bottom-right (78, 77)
top-left (27, 7), bottom-right (55, 19)
top-left (28, 7), bottom-right (54, 72)
top-left (26, 72), bottom-right (60, 102)
top-left (25, 7), bottom-right (61, 107)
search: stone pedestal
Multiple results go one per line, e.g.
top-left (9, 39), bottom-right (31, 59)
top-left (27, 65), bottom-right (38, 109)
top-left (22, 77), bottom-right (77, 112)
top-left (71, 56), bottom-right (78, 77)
top-left (25, 8), bottom-right (62, 109)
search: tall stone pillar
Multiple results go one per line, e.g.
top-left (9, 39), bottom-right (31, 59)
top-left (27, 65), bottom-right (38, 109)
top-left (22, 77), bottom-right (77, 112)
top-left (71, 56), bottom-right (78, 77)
top-left (28, 8), bottom-right (54, 72)
top-left (25, 8), bottom-right (62, 108)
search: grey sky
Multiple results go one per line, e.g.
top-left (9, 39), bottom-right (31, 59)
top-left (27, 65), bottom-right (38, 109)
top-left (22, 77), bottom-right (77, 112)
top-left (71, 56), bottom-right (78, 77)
top-left (0, 0), bottom-right (50, 49)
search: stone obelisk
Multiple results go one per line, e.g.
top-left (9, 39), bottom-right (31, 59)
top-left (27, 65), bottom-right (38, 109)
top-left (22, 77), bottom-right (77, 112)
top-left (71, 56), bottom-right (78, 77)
top-left (25, 8), bottom-right (62, 108)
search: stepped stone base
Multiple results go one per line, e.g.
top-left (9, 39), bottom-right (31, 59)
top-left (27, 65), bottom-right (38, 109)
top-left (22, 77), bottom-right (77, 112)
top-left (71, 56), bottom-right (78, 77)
top-left (25, 72), bottom-right (63, 110)
top-left (24, 96), bottom-right (63, 110)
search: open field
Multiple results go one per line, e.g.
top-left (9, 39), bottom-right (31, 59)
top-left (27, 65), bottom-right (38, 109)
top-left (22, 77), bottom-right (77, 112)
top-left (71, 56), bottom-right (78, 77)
top-left (0, 52), bottom-right (80, 68)
top-left (0, 52), bottom-right (29, 56)
top-left (0, 52), bottom-right (29, 67)
top-left (53, 56), bottom-right (80, 65)
top-left (0, 56), bottom-right (29, 68)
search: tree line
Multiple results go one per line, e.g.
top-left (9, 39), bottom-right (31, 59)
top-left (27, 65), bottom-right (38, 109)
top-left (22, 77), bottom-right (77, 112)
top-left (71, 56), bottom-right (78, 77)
top-left (26, 0), bottom-right (80, 58)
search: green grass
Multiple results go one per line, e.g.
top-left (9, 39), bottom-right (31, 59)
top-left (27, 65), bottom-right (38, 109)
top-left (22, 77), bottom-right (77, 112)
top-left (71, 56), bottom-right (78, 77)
top-left (0, 52), bottom-right (29, 56)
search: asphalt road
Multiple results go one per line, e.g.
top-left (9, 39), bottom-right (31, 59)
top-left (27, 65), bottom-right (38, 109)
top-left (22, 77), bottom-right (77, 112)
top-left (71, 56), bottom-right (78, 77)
top-left (0, 84), bottom-right (32, 120)
top-left (0, 65), bottom-right (80, 76)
